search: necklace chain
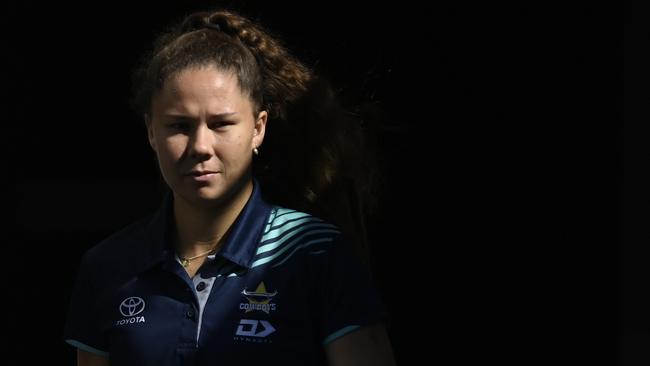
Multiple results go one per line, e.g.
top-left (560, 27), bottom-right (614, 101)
top-left (179, 247), bottom-right (217, 267)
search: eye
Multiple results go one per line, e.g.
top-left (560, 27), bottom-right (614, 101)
top-left (168, 122), bottom-right (190, 132)
top-left (209, 121), bottom-right (234, 130)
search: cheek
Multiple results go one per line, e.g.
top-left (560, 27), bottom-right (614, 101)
top-left (158, 136), bottom-right (186, 162)
top-left (220, 135), bottom-right (251, 163)
top-left (222, 133), bottom-right (250, 151)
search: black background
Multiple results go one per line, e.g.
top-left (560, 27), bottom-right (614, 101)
top-left (1, 1), bottom-right (626, 365)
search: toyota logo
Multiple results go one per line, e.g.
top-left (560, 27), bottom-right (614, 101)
top-left (119, 297), bottom-right (145, 317)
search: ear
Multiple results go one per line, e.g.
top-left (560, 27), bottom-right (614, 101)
top-left (144, 114), bottom-right (157, 152)
top-left (252, 110), bottom-right (268, 150)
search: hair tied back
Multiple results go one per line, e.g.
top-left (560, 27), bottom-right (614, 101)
top-left (203, 22), bottom-right (221, 32)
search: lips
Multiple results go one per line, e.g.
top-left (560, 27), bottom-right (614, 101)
top-left (186, 170), bottom-right (218, 176)
top-left (184, 170), bottom-right (219, 183)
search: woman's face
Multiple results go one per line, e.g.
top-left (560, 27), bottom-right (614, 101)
top-left (146, 66), bottom-right (266, 207)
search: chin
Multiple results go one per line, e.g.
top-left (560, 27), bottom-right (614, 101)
top-left (175, 173), bottom-right (251, 208)
top-left (190, 186), bottom-right (228, 204)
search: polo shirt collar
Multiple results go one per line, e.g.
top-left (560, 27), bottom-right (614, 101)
top-left (143, 180), bottom-right (271, 271)
top-left (216, 181), bottom-right (272, 268)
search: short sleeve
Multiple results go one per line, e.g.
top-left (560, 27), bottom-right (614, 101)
top-left (63, 253), bottom-right (110, 356)
top-left (315, 235), bottom-right (387, 345)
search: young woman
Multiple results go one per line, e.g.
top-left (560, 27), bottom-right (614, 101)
top-left (65, 9), bottom-right (395, 366)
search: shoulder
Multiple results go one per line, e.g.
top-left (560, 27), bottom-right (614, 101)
top-left (264, 206), bottom-right (339, 234)
top-left (84, 215), bottom-right (154, 263)
top-left (251, 206), bottom-right (343, 269)
top-left (76, 213), bottom-right (158, 284)
top-left (262, 206), bottom-right (341, 243)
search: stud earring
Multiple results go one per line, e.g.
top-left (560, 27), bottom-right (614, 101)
top-left (253, 147), bottom-right (259, 155)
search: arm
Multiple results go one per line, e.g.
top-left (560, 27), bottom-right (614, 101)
top-left (324, 323), bottom-right (396, 366)
top-left (78, 349), bottom-right (109, 366)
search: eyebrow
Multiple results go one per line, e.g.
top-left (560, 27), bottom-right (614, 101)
top-left (163, 112), bottom-right (238, 120)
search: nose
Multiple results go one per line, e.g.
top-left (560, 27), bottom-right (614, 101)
top-left (188, 124), bottom-right (213, 160)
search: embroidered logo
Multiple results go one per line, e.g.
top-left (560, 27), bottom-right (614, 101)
top-left (116, 297), bottom-right (146, 326)
top-left (120, 297), bottom-right (145, 317)
top-left (236, 319), bottom-right (276, 337)
top-left (240, 282), bottom-right (278, 314)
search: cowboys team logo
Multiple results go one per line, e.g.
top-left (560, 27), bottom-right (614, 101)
top-left (240, 282), bottom-right (278, 314)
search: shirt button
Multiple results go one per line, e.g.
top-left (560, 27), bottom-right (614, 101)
top-left (186, 310), bottom-right (194, 319)
top-left (196, 282), bottom-right (207, 292)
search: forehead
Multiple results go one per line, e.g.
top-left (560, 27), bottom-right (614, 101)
top-left (153, 66), bottom-right (251, 114)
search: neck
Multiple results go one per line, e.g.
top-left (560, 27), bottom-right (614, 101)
top-left (173, 179), bottom-right (254, 258)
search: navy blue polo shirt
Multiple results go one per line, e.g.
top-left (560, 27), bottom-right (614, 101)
top-left (64, 182), bottom-right (386, 365)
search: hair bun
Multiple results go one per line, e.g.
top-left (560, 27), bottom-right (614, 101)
top-left (203, 22), bottom-right (221, 32)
